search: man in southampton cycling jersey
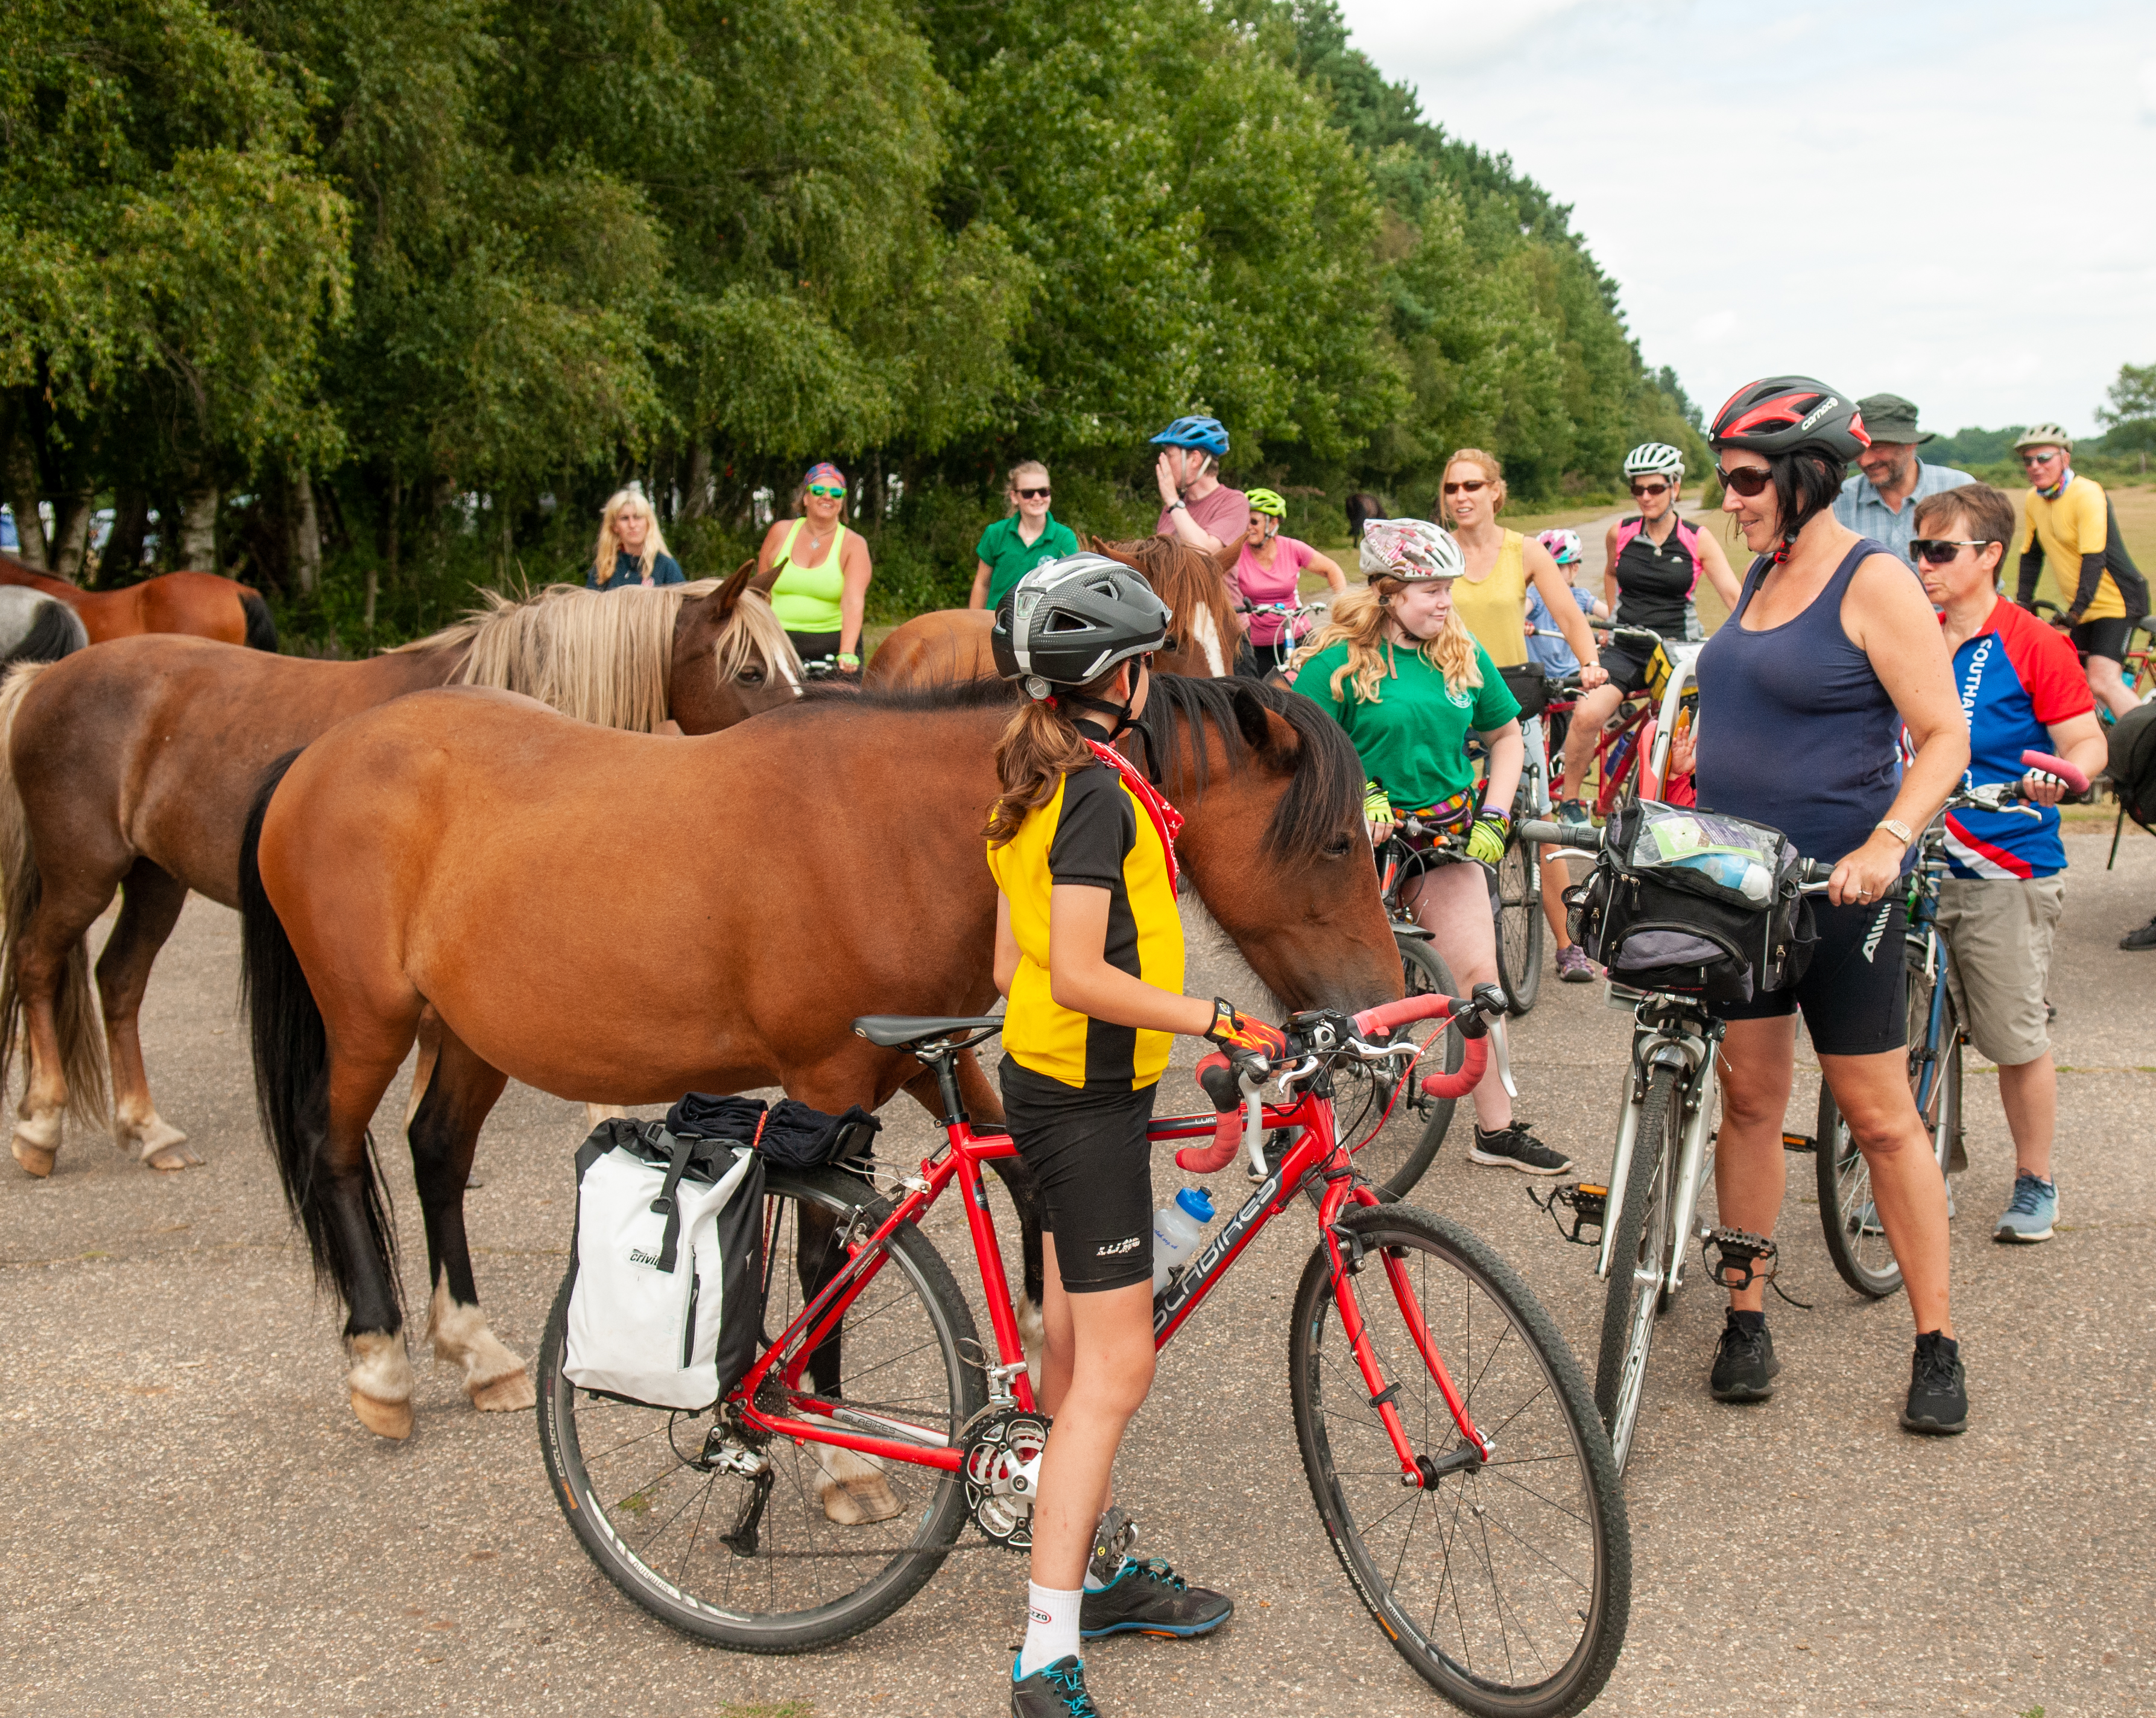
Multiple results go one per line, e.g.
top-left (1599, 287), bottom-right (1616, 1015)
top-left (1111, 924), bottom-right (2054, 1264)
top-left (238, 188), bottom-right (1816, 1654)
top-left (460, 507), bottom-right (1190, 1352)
top-left (1556, 443), bottom-right (1742, 819)
top-left (2011, 423), bottom-right (2151, 718)
top-left (1911, 483), bottom-right (2107, 1245)
top-left (1151, 416), bottom-right (1251, 554)
top-left (1230, 487), bottom-right (1345, 676)
top-left (1830, 392), bottom-right (1974, 563)
top-left (1292, 519), bottom-right (1572, 1174)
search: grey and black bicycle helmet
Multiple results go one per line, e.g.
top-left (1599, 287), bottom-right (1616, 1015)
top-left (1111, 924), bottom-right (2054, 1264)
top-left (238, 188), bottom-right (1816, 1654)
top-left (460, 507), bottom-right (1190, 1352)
top-left (1709, 376), bottom-right (1871, 460)
top-left (993, 554), bottom-right (1171, 700)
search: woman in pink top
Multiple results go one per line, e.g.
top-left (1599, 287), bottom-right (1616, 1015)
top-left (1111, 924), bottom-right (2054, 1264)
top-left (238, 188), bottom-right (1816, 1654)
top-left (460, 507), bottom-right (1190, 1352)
top-left (1232, 487), bottom-right (1345, 677)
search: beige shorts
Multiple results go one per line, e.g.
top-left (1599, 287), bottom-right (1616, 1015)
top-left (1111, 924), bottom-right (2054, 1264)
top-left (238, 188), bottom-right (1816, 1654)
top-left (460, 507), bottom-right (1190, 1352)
top-left (1934, 876), bottom-right (2066, 1067)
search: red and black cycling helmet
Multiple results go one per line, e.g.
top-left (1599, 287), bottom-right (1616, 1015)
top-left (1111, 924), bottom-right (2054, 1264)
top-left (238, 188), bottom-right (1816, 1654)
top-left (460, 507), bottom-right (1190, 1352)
top-left (1709, 376), bottom-right (1871, 461)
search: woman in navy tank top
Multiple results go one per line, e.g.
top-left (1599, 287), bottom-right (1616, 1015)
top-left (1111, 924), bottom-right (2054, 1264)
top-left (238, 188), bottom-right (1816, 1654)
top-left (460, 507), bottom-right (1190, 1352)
top-left (1693, 378), bottom-right (1973, 1435)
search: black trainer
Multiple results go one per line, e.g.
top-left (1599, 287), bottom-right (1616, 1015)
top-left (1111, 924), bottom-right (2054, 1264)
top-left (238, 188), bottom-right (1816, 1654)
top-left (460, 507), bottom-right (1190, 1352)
top-left (1080, 1558), bottom-right (1234, 1639)
top-left (1012, 1655), bottom-right (1099, 1718)
top-left (2121, 916), bottom-right (2156, 952)
top-left (1709, 1310), bottom-right (1780, 1401)
top-left (1554, 796), bottom-right (1590, 828)
top-left (1900, 1331), bottom-right (1967, 1435)
top-left (1468, 1121), bottom-right (1572, 1176)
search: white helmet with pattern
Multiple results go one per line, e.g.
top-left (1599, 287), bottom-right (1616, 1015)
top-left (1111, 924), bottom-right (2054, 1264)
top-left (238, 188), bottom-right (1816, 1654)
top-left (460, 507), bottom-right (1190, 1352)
top-left (1359, 519), bottom-right (1464, 582)
top-left (1623, 442), bottom-right (1686, 480)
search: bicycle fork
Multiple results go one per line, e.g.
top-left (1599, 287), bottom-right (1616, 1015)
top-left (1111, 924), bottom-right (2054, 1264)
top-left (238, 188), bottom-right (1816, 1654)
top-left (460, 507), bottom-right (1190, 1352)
top-left (1596, 1030), bottom-right (1718, 1304)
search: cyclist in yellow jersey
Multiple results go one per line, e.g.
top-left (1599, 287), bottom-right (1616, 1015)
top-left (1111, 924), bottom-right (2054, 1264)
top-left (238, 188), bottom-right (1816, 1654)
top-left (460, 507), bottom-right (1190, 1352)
top-left (2011, 424), bottom-right (2150, 717)
top-left (987, 554), bottom-right (1270, 1716)
top-left (756, 461), bottom-right (874, 672)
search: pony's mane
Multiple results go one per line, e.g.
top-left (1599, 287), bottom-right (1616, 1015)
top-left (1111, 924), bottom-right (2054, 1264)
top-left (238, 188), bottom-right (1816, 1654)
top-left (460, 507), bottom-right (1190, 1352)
top-left (1092, 536), bottom-right (1240, 674)
top-left (798, 675), bottom-right (1020, 713)
top-left (1137, 674), bottom-right (1362, 867)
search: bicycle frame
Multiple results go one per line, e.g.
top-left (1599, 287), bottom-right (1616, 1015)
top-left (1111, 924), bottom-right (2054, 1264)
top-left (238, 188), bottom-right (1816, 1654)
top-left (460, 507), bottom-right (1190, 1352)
top-left (730, 1071), bottom-right (1494, 1487)
top-left (1594, 995), bottom-right (1722, 1298)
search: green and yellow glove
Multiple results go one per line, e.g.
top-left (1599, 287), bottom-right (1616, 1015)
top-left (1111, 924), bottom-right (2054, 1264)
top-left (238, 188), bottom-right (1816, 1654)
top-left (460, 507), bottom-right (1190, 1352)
top-left (1466, 807), bottom-right (1509, 867)
top-left (1363, 780), bottom-right (1393, 828)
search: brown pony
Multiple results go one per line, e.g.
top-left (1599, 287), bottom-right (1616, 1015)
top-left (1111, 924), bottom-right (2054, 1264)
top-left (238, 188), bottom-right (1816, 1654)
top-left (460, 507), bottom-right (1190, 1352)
top-left (0, 551), bottom-right (277, 650)
top-left (865, 536), bottom-right (1243, 688)
top-left (236, 674), bottom-right (1399, 1437)
top-left (0, 567), bottom-right (799, 1178)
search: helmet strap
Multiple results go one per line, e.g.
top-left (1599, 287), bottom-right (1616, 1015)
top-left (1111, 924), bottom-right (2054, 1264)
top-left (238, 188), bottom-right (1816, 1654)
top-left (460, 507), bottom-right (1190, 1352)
top-left (1061, 690), bottom-right (1136, 740)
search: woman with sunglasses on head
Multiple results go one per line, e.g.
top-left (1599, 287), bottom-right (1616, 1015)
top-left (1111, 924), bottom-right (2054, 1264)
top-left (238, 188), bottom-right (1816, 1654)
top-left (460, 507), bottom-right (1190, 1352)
top-left (1555, 442), bottom-right (1741, 818)
top-left (1440, 451), bottom-right (1607, 986)
top-left (970, 461), bottom-right (1080, 612)
top-left (757, 461), bottom-right (874, 673)
top-left (1291, 519), bottom-right (1572, 1175)
top-left (1229, 488), bottom-right (1345, 677)
top-left (1691, 377), bottom-right (1970, 1434)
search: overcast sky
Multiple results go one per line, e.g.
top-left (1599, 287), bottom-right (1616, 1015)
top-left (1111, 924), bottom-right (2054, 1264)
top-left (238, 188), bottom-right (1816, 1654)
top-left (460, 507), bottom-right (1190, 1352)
top-left (1335, 0), bottom-right (2156, 439)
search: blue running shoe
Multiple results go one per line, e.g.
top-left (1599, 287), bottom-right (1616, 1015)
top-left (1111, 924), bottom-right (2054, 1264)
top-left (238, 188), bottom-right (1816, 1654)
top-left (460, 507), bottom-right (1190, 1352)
top-left (1012, 1655), bottom-right (1099, 1718)
top-left (1994, 1171), bottom-right (2057, 1243)
top-left (1079, 1558), bottom-right (1233, 1639)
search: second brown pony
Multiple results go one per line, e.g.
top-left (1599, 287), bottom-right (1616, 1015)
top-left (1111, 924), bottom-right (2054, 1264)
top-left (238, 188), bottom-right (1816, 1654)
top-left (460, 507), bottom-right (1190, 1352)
top-left (0, 551), bottom-right (277, 650)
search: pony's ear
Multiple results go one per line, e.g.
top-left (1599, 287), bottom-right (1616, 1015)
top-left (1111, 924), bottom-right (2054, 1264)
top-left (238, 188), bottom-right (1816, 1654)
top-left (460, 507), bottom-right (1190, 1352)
top-left (745, 556), bottom-right (781, 597)
top-left (1210, 540), bottom-right (1241, 580)
top-left (712, 557), bottom-right (758, 612)
top-left (1228, 682), bottom-right (1300, 767)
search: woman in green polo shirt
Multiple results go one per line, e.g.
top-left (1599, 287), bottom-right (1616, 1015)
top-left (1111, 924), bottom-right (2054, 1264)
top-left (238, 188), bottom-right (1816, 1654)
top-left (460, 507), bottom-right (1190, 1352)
top-left (969, 460), bottom-right (1080, 610)
top-left (1291, 518), bottom-right (1571, 1176)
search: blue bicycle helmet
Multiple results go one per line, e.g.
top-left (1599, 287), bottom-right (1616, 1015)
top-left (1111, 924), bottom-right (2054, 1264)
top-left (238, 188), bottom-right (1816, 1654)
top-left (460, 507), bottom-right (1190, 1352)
top-left (1149, 415), bottom-right (1230, 458)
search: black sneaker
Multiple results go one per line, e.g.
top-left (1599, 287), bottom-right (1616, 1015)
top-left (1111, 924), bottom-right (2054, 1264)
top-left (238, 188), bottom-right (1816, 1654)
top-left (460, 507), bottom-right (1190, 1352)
top-left (1468, 1121), bottom-right (1572, 1176)
top-left (1080, 1559), bottom-right (1233, 1639)
top-left (1012, 1656), bottom-right (1099, 1717)
top-left (1709, 1310), bottom-right (1780, 1402)
top-left (1554, 797), bottom-right (1590, 828)
top-left (2121, 916), bottom-right (2156, 952)
top-left (1900, 1331), bottom-right (1967, 1435)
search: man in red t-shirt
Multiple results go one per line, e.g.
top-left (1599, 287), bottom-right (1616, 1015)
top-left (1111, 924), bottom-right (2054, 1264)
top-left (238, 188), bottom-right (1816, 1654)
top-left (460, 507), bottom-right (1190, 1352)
top-left (1151, 415), bottom-right (1250, 553)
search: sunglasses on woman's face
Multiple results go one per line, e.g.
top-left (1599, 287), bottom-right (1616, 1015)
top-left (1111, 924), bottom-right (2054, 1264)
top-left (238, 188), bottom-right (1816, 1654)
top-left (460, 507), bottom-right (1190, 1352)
top-left (1630, 480), bottom-right (1671, 498)
top-left (808, 483), bottom-right (847, 498)
top-left (1908, 538), bottom-right (1987, 565)
top-left (1441, 479), bottom-right (1488, 495)
top-left (1016, 487), bottom-right (1051, 499)
top-left (1713, 464), bottom-right (1773, 497)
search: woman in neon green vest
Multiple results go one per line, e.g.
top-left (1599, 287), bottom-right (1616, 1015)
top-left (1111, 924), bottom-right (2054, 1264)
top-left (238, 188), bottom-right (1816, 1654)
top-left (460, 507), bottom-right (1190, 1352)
top-left (756, 461), bottom-right (874, 671)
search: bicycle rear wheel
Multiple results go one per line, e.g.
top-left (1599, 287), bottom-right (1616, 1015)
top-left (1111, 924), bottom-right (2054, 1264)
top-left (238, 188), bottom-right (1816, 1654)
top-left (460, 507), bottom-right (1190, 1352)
top-left (535, 1165), bottom-right (985, 1652)
top-left (1333, 934), bottom-right (1461, 1197)
top-left (1291, 1202), bottom-right (1629, 1717)
top-left (1493, 832), bottom-right (1544, 1016)
top-left (1816, 955), bottom-right (1961, 1298)
top-left (1593, 1065), bottom-right (1677, 1475)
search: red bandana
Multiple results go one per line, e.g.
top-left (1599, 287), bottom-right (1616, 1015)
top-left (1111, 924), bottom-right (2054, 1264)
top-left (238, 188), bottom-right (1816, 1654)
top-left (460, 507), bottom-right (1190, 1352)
top-left (1086, 740), bottom-right (1184, 893)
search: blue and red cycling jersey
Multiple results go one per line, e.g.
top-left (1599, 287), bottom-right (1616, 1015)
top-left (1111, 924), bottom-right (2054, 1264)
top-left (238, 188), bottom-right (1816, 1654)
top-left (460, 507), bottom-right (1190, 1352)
top-left (1940, 598), bottom-right (2092, 879)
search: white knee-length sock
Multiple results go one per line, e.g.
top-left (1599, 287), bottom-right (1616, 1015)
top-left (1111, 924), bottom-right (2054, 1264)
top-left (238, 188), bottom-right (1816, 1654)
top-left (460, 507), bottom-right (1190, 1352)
top-left (1017, 1580), bottom-right (1083, 1679)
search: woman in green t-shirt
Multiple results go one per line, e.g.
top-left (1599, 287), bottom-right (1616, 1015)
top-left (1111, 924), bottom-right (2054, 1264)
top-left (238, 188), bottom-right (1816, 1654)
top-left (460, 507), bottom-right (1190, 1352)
top-left (969, 460), bottom-right (1080, 610)
top-left (1291, 518), bottom-right (1572, 1176)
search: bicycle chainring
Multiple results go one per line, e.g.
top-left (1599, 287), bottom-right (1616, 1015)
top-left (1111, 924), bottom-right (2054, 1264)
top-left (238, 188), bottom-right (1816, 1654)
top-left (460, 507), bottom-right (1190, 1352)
top-left (959, 1406), bottom-right (1052, 1550)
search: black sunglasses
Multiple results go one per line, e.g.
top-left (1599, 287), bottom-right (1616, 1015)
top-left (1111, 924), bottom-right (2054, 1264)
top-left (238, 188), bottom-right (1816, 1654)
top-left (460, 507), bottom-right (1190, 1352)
top-left (1629, 480), bottom-right (1672, 498)
top-left (1016, 486), bottom-right (1051, 499)
top-left (1441, 479), bottom-right (1488, 495)
top-left (1713, 464), bottom-right (1772, 497)
top-left (1908, 538), bottom-right (1989, 565)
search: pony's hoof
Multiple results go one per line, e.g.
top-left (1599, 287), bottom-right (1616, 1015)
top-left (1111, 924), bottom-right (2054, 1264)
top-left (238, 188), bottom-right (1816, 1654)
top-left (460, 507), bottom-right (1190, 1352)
top-left (836, 1469), bottom-right (901, 1524)
top-left (812, 1453), bottom-right (902, 1525)
top-left (11, 1136), bottom-right (55, 1178)
top-left (130, 1117), bottom-right (199, 1171)
top-left (469, 1369), bottom-right (535, 1413)
top-left (352, 1389), bottom-right (414, 1440)
top-left (142, 1140), bottom-right (204, 1172)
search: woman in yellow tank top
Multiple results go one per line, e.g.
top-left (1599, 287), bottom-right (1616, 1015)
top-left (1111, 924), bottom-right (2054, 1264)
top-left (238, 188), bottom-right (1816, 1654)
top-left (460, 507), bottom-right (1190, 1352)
top-left (756, 461), bottom-right (875, 672)
top-left (1441, 448), bottom-right (1607, 985)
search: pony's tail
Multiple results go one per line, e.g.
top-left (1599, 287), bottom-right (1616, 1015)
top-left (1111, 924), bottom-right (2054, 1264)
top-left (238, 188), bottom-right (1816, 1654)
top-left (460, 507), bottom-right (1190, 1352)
top-left (239, 589), bottom-right (279, 653)
top-left (0, 664), bottom-right (108, 1128)
top-left (238, 752), bottom-right (397, 1308)
top-left (14, 599), bottom-right (86, 663)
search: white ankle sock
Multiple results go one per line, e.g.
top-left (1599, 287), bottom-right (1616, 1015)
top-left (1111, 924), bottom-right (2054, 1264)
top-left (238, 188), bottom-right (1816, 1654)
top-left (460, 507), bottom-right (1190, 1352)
top-left (1017, 1580), bottom-right (1082, 1679)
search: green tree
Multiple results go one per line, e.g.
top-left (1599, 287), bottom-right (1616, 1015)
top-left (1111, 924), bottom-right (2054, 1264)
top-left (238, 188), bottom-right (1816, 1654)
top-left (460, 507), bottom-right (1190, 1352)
top-left (2096, 361), bottom-right (2156, 470)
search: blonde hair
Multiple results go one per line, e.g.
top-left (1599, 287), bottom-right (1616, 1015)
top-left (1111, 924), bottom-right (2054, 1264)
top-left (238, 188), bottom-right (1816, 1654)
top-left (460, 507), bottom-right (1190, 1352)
top-left (1439, 449), bottom-right (1506, 525)
top-left (1005, 460), bottom-right (1049, 514)
top-left (1291, 580), bottom-right (1482, 706)
top-left (595, 489), bottom-right (669, 586)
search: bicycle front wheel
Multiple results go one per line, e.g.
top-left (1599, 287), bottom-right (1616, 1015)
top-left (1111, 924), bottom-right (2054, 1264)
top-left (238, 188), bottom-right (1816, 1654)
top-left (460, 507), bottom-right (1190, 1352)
top-left (1593, 1065), bottom-right (1677, 1475)
top-left (1291, 1202), bottom-right (1629, 1717)
top-left (1334, 934), bottom-right (1462, 1197)
top-left (536, 1165), bottom-right (986, 1652)
top-left (1493, 832), bottom-right (1544, 1016)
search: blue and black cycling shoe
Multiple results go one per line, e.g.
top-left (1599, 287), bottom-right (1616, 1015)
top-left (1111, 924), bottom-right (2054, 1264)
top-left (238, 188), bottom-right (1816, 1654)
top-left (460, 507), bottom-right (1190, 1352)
top-left (1079, 1558), bottom-right (1234, 1639)
top-left (1012, 1655), bottom-right (1099, 1718)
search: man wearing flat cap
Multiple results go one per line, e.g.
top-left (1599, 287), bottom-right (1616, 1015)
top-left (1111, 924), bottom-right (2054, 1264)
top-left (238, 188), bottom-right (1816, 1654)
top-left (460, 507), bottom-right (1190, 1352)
top-left (1832, 391), bottom-right (1975, 562)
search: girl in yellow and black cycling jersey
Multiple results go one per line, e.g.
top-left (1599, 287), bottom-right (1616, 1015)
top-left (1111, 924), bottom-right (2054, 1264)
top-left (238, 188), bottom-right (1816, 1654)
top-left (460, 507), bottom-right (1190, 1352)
top-left (986, 553), bottom-right (1273, 1718)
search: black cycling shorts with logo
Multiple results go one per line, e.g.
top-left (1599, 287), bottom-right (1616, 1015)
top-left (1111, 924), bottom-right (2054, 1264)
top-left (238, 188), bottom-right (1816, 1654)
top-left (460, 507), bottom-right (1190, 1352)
top-left (998, 1058), bottom-right (1158, 1293)
top-left (2069, 616), bottom-right (2134, 664)
top-left (1713, 893), bottom-right (1908, 1057)
top-left (1597, 641), bottom-right (1657, 697)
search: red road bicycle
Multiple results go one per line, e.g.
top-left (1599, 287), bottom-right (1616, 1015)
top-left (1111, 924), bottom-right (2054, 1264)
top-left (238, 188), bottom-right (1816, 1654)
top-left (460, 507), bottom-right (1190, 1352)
top-left (1547, 623), bottom-right (1701, 817)
top-left (536, 993), bottom-right (1630, 1717)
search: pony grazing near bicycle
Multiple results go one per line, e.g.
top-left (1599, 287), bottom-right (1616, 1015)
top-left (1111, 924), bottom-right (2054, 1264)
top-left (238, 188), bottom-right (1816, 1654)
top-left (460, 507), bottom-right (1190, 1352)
top-left (1, 568), bottom-right (799, 1178)
top-left (0, 551), bottom-right (278, 649)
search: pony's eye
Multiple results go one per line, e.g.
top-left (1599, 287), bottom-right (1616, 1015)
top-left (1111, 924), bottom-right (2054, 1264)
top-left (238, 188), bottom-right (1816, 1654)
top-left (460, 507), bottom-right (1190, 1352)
top-left (1322, 834), bottom-right (1355, 859)
top-left (738, 667), bottom-right (764, 685)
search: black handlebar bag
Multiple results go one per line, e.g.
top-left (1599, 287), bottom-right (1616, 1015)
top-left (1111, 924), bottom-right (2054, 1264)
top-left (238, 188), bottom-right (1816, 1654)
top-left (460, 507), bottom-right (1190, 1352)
top-left (1566, 800), bottom-right (1816, 1004)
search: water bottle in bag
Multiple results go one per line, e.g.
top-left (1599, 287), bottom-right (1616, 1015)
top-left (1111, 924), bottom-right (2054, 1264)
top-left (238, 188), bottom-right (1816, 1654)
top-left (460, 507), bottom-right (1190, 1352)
top-left (1671, 849), bottom-right (1771, 903)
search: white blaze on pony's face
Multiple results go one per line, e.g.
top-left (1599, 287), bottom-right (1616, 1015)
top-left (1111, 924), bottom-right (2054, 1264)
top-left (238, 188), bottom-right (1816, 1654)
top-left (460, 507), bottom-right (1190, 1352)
top-left (1186, 600), bottom-right (1226, 675)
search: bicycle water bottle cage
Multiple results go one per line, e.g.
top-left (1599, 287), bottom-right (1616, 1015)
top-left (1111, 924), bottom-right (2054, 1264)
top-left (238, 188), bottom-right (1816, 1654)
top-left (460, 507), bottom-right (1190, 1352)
top-left (1705, 1226), bottom-right (1814, 1309)
top-left (1529, 1182), bottom-right (1607, 1246)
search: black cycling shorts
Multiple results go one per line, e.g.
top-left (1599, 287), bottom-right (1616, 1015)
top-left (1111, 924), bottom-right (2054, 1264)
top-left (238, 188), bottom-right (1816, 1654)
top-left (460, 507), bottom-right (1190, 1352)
top-left (1598, 642), bottom-right (1655, 696)
top-left (2069, 617), bottom-right (2134, 663)
top-left (998, 1059), bottom-right (1157, 1293)
top-left (1714, 895), bottom-right (1907, 1057)
top-left (787, 628), bottom-right (842, 665)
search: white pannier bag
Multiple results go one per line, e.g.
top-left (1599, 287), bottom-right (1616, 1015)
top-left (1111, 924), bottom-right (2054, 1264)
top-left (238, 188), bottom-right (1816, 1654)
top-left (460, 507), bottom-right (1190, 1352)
top-left (565, 1120), bottom-right (765, 1411)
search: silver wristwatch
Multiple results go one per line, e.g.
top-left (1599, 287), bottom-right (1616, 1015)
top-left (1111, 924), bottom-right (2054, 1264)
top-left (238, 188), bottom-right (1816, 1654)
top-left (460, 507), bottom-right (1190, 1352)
top-left (1167, 498), bottom-right (1187, 513)
top-left (1874, 818), bottom-right (1913, 848)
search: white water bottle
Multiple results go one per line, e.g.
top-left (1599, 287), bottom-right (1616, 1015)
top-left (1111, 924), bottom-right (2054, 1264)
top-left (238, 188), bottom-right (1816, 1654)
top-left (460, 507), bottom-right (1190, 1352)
top-left (1151, 1188), bottom-right (1216, 1295)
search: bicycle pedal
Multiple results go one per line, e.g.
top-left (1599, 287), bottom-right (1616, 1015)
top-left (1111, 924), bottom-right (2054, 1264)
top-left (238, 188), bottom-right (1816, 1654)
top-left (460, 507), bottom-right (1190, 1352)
top-left (1528, 1181), bottom-right (1605, 1246)
top-left (1781, 1132), bottom-right (1816, 1154)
